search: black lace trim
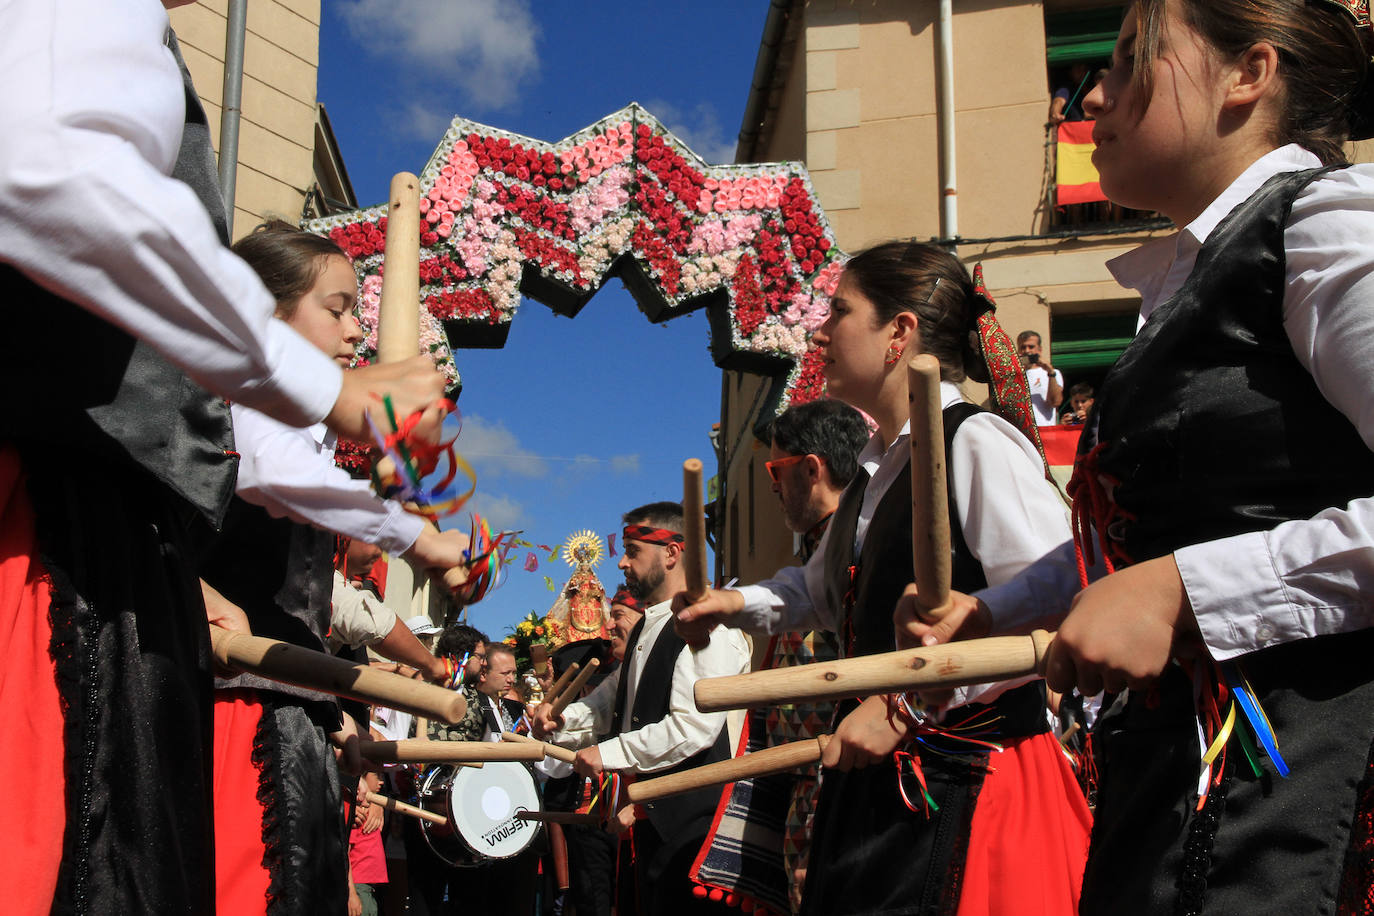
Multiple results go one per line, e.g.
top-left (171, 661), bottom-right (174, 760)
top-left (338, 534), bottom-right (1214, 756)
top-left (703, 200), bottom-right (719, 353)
top-left (252, 697), bottom-right (286, 913)
top-left (1174, 770), bottom-right (1231, 916)
top-left (45, 553), bottom-right (92, 916)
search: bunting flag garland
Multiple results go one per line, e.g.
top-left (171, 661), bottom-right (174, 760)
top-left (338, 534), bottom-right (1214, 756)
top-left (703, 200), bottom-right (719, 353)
top-left (523, 552), bottom-right (538, 572)
top-left (544, 576), bottom-right (556, 592)
top-left (1055, 121), bottom-right (1107, 206)
top-left (607, 533), bottom-right (617, 556)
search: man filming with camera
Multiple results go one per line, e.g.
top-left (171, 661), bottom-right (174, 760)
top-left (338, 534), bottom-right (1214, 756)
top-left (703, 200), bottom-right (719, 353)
top-left (1017, 330), bottom-right (1063, 427)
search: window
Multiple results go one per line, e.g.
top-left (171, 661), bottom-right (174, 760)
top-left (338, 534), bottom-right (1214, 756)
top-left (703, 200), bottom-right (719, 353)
top-left (1043, 6), bottom-right (1160, 229)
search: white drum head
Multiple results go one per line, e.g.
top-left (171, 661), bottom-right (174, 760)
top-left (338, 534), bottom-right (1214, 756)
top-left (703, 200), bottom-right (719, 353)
top-left (447, 761), bottom-right (541, 860)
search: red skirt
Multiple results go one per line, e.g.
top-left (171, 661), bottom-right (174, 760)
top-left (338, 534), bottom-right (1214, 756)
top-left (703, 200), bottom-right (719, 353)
top-left (0, 447), bottom-right (64, 915)
top-left (214, 689), bottom-right (273, 915)
top-left (956, 730), bottom-right (1092, 916)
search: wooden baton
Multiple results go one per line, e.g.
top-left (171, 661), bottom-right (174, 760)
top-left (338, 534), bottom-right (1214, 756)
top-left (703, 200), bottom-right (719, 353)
top-left (371, 171), bottom-right (468, 594)
top-left (547, 662), bottom-right (580, 703)
top-left (210, 628), bottom-right (467, 724)
top-left (694, 631), bottom-right (1055, 712)
top-left (908, 354), bottom-right (952, 615)
top-left (548, 658), bottom-right (600, 719)
top-left (377, 172), bottom-right (421, 363)
top-left (626, 735), bottom-right (832, 804)
top-left (366, 791), bottom-right (448, 826)
top-left (516, 811), bottom-right (603, 827)
top-left (502, 731), bottom-right (577, 764)
top-left (358, 739), bottom-right (547, 764)
top-left (682, 458), bottom-right (710, 602)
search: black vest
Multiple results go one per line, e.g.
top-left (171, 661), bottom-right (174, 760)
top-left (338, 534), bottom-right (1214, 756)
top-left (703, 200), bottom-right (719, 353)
top-left (1088, 166), bottom-right (1374, 562)
top-left (823, 404), bottom-right (989, 659)
top-left (203, 496), bottom-right (338, 705)
top-left (0, 33), bottom-right (237, 529)
top-left (613, 614), bottom-right (732, 839)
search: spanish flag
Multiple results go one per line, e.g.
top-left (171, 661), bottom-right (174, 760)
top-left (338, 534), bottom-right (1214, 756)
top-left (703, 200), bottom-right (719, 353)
top-left (1055, 121), bottom-right (1106, 206)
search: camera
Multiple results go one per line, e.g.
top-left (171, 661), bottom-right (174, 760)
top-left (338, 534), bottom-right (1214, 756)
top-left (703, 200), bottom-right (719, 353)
top-left (1028, 353), bottom-right (1040, 365)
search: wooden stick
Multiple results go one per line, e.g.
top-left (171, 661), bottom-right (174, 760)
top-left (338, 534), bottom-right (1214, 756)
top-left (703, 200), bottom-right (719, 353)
top-left (627, 735), bottom-right (832, 804)
top-left (502, 731), bottom-right (577, 764)
top-left (907, 354), bottom-right (951, 615)
top-left (516, 811), bottom-right (603, 827)
top-left (694, 631), bottom-right (1055, 712)
top-left (377, 172), bottom-right (421, 363)
top-left (370, 172), bottom-right (469, 595)
top-left (366, 791), bottom-right (448, 826)
top-left (548, 658), bottom-right (600, 719)
top-left (1058, 721), bottom-right (1081, 748)
top-left (682, 458), bottom-right (710, 602)
top-left (547, 662), bottom-right (580, 705)
top-left (210, 628), bottom-right (466, 724)
top-left (359, 739), bottom-right (547, 764)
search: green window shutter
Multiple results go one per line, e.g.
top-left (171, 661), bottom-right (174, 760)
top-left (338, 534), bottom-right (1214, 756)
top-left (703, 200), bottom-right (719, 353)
top-left (1045, 7), bottom-right (1125, 65)
top-left (1050, 312), bottom-right (1137, 371)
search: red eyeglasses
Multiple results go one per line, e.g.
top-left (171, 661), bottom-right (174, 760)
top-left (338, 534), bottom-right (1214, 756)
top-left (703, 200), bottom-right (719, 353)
top-left (764, 454), bottom-right (807, 483)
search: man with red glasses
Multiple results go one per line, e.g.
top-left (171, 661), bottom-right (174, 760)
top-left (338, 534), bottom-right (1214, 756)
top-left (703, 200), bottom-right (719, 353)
top-left (694, 399), bottom-right (868, 911)
top-left (766, 400), bottom-right (870, 561)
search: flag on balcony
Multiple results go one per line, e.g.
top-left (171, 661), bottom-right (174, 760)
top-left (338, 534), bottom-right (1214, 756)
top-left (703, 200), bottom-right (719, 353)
top-left (1055, 121), bottom-right (1106, 205)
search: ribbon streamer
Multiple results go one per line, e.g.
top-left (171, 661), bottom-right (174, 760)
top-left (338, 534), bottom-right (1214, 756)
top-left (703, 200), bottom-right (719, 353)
top-left (451, 515), bottom-right (518, 605)
top-left (367, 396), bottom-right (477, 522)
top-left (1221, 662), bottom-right (1289, 778)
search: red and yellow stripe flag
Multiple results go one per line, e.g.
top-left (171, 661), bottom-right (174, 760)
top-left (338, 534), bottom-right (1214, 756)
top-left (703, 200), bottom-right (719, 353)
top-left (1056, 121), bottom-right (1106, 206)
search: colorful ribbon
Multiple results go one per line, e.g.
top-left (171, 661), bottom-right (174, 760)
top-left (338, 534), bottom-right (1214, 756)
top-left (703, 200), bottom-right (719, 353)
top-left (367, 395), bottom-right (477, 522)
top-left (449, 514), bottom-right (519, 605)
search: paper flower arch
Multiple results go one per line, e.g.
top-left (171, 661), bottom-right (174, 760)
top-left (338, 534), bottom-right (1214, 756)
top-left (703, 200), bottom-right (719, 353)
top-left (305, 103), bottom-right (844, 430)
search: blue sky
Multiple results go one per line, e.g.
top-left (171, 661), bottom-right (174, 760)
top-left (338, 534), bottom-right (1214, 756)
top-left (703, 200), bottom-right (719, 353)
top-left (318, 1), bottom-right (771, 639)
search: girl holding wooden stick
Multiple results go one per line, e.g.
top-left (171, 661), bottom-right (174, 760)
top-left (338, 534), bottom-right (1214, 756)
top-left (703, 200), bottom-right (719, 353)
top-left (675, 242), bottom-right (1091, 916)
top-left (899, 2), bottom-right (1374, 911)
top-left (202, 223), bottom-right (469, 914)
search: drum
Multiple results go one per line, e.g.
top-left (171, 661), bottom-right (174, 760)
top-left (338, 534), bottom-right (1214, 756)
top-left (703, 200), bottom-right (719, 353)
top-left (418, 761), bottom-right (542, 867)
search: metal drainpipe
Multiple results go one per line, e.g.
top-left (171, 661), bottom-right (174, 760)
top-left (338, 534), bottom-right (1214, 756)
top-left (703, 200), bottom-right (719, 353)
top-left (218, 0), bottom-right (248, 237)
top-left (936, 0), bottom-right (959, 242)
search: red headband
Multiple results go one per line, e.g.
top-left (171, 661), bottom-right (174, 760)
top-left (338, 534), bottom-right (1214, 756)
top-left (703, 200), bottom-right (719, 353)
top-left (622, 524), bottom-right (684, 547)
top-left (611, 585), bottom-right (645, 612)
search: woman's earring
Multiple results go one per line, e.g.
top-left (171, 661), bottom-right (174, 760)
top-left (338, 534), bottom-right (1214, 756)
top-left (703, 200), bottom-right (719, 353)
top-left (884, 342), bottom-right (903, 367)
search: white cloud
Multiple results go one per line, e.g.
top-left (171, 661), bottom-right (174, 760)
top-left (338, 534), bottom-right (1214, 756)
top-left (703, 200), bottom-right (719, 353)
top-left (338, 0), bottom-right (540, 110)
top-left (392, 100), bottom-right (457, 143)
top-left (643, 98), bottom-right (737, 165)
top-left (457, 415), bottom-right (548, 477)
top-left (609, 454), bottom-right (641, 474)
top-left (464, 493), bottom-right (525, 530)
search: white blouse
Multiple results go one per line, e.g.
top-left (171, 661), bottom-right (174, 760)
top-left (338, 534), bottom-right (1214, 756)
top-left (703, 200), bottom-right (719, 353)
top-left (735, 383), bottom-right (1071, 706)
top-left (232, 404), bottom-right (425, 556)
top-left (979, 145), bottom-right (1374, 662)
top-left (0, 0), bottom-right (340, 427)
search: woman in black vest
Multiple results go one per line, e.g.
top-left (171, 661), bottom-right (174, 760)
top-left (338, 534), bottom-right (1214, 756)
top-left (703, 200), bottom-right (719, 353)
top-left (678, 241), bottom-right (1092, 915)
top-left (905, 2), bottom-right (1374, 912)
top-left (203, 225), bottom-right (469, 915)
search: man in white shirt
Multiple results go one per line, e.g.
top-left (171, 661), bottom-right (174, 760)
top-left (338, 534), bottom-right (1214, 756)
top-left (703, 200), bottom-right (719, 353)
top-left (533, 502), bottom-right (750, 914)
top-left (1018, 330), bottom-right (1064, 426)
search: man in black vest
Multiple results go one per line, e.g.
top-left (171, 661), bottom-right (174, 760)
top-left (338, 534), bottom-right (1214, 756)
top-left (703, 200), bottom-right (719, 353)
top-left (533, 502), bottom-right (750, 913)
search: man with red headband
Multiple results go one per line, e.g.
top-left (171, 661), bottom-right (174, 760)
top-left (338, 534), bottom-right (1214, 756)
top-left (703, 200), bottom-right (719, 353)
top-left (533, 501), bottom-right (750, 913)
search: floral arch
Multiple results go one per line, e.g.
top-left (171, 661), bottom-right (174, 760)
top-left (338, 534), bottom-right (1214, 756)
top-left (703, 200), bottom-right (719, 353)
top-left (305, 103), bottom-right (843, 432)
